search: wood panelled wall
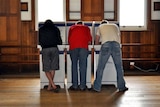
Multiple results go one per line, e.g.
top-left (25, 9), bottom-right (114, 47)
top-left (122, 0), bottom-right (160, 70)
top-left (0, 0), bottom-right (39, 74)
top-left (0, 0), bottom-right (160, 75)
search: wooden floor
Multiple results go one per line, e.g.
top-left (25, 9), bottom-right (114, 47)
top-left (1, 76), bottom-right (160, 107)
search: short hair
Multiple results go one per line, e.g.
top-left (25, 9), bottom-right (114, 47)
top-left (101, 20), bottom-right (109, 24)
top-left (76, 20), bottom-right (83, 25)
top-left (44, 19), bottom-right (54, 26)
top-left (45, 19), bottom-right (53, 24)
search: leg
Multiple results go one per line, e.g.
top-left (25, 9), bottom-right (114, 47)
top-left (79, 48), bottom-right (88, 89)
top-left (45, 70), bottom-right (57, 90)
top-left (111, 42), bottom-right (127, 91)
top-left (70, 49), bottom-right (79, 88)
top-left (42, 48), bottom-right (60, 91)
top-left (46, 70), bottom-right (56, 90)
top-left (93, 43), bottom-right (111, 91)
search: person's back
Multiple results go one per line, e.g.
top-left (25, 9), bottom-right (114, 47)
top-left (39, 20), bottom-right (62, 48)
top-left (68, 22), bottom-right (92, 50)
top-left (98, 23), bottom-right (120, 44)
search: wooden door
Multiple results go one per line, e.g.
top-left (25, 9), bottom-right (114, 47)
top-left (0, 0), bottom-right (20, 46)
top-left (0, 0), bottom-right (21, 73)
top-left (81, 0), bottom-right (104, 21)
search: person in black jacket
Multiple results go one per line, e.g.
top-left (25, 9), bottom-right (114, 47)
top-left (39, 19), bottom-right (62, 92)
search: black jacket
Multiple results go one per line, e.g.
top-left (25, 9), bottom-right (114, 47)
top-left (39, 22), bottom-right (62, 49)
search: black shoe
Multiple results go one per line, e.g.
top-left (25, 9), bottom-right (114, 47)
top-left (79, 85), bottom-right (88, 91)
top-left (43, 85), bottom-right (48, 89)
top-left (56, 85), bottom-right (61, 89)
top-left (52, 85), bottom-right (61, 93)
top-left (119, 87), bottom-right (128, 92)
top-left (88, 88), bottom-right (99, 93)
top-left (69, 85), bottom-right (79, 91)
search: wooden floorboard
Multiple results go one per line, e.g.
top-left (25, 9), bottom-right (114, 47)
top-left (0, 76), bottom-right (160, 107)
top-left (0, 70), bottom-right (160, 79)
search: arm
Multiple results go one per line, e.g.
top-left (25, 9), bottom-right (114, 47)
top-left (95, 27), bottom-right (101, 45)
top-left (68, 28), bottom-right (71, 44)
top-left (95, 35), bottom-right (100, 45)
top-left (38, 29), bottom-right (42, 46)
top-left (87, 27), bottom-right (92, 45)
top-left (57, 29), bottom-right (62, 45)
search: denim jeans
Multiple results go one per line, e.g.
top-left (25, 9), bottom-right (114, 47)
top-left (93, 41), bottom-right (127, 91)
top-left (69, 48), bottom-right (89, 89)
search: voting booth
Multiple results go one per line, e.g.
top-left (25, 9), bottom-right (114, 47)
top-left (39, 45), bottom-right (65, 89)
top-left (38, 21), bottom-right (118, 89)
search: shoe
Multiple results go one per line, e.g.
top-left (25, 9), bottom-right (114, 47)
top-left (43, 85), bottom-right (48, 89)
top-left (88, 88), bottom-right (99, 93)
top-left (52, 85), bottom-right (61, 93)
top-left (119, 87), bottom-right (128, 92)
top-left (79, 85), bottom-right (88, 91)
top-left (69, 85), bottom-right (79, 91)
top-left (56, 85), bottom-right (61, 89)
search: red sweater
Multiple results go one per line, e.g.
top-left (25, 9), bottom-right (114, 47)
top-left (68, 24), bottom-right (92, 50)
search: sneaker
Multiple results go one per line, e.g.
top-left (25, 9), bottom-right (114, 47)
top-left (88, 88), bottom-right (99, 93)
top-left (119, 87), bottom-right (128, 92)
top-left (51, 85), bottom-right (61, 93)
top-left (43, 85), bottom-right (48, 89)
top-left (79, 85), bottom-right (88, 91)
top-left (56, 85), bottom-right (61, 89)
top-left (69, 85), bottom-right (79, 91)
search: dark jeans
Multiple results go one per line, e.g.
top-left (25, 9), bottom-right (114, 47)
top-left (69, 48), bottom-right (89, 89)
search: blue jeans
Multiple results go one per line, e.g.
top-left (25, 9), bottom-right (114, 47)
top-left (93, 41), bottom-right (127, 91)
top-left (69, 48), bottom-right (89, 89)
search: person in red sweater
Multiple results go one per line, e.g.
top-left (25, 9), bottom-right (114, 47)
top-left (68, 21), bottom-right (92, 91)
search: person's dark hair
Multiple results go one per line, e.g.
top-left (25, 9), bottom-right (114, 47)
top-left (44, 19), bottom-right (54, 26)
top-left (76, 20), bottom-right (83, 25)
top-left (101, 20), bottom-right (109, 24)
